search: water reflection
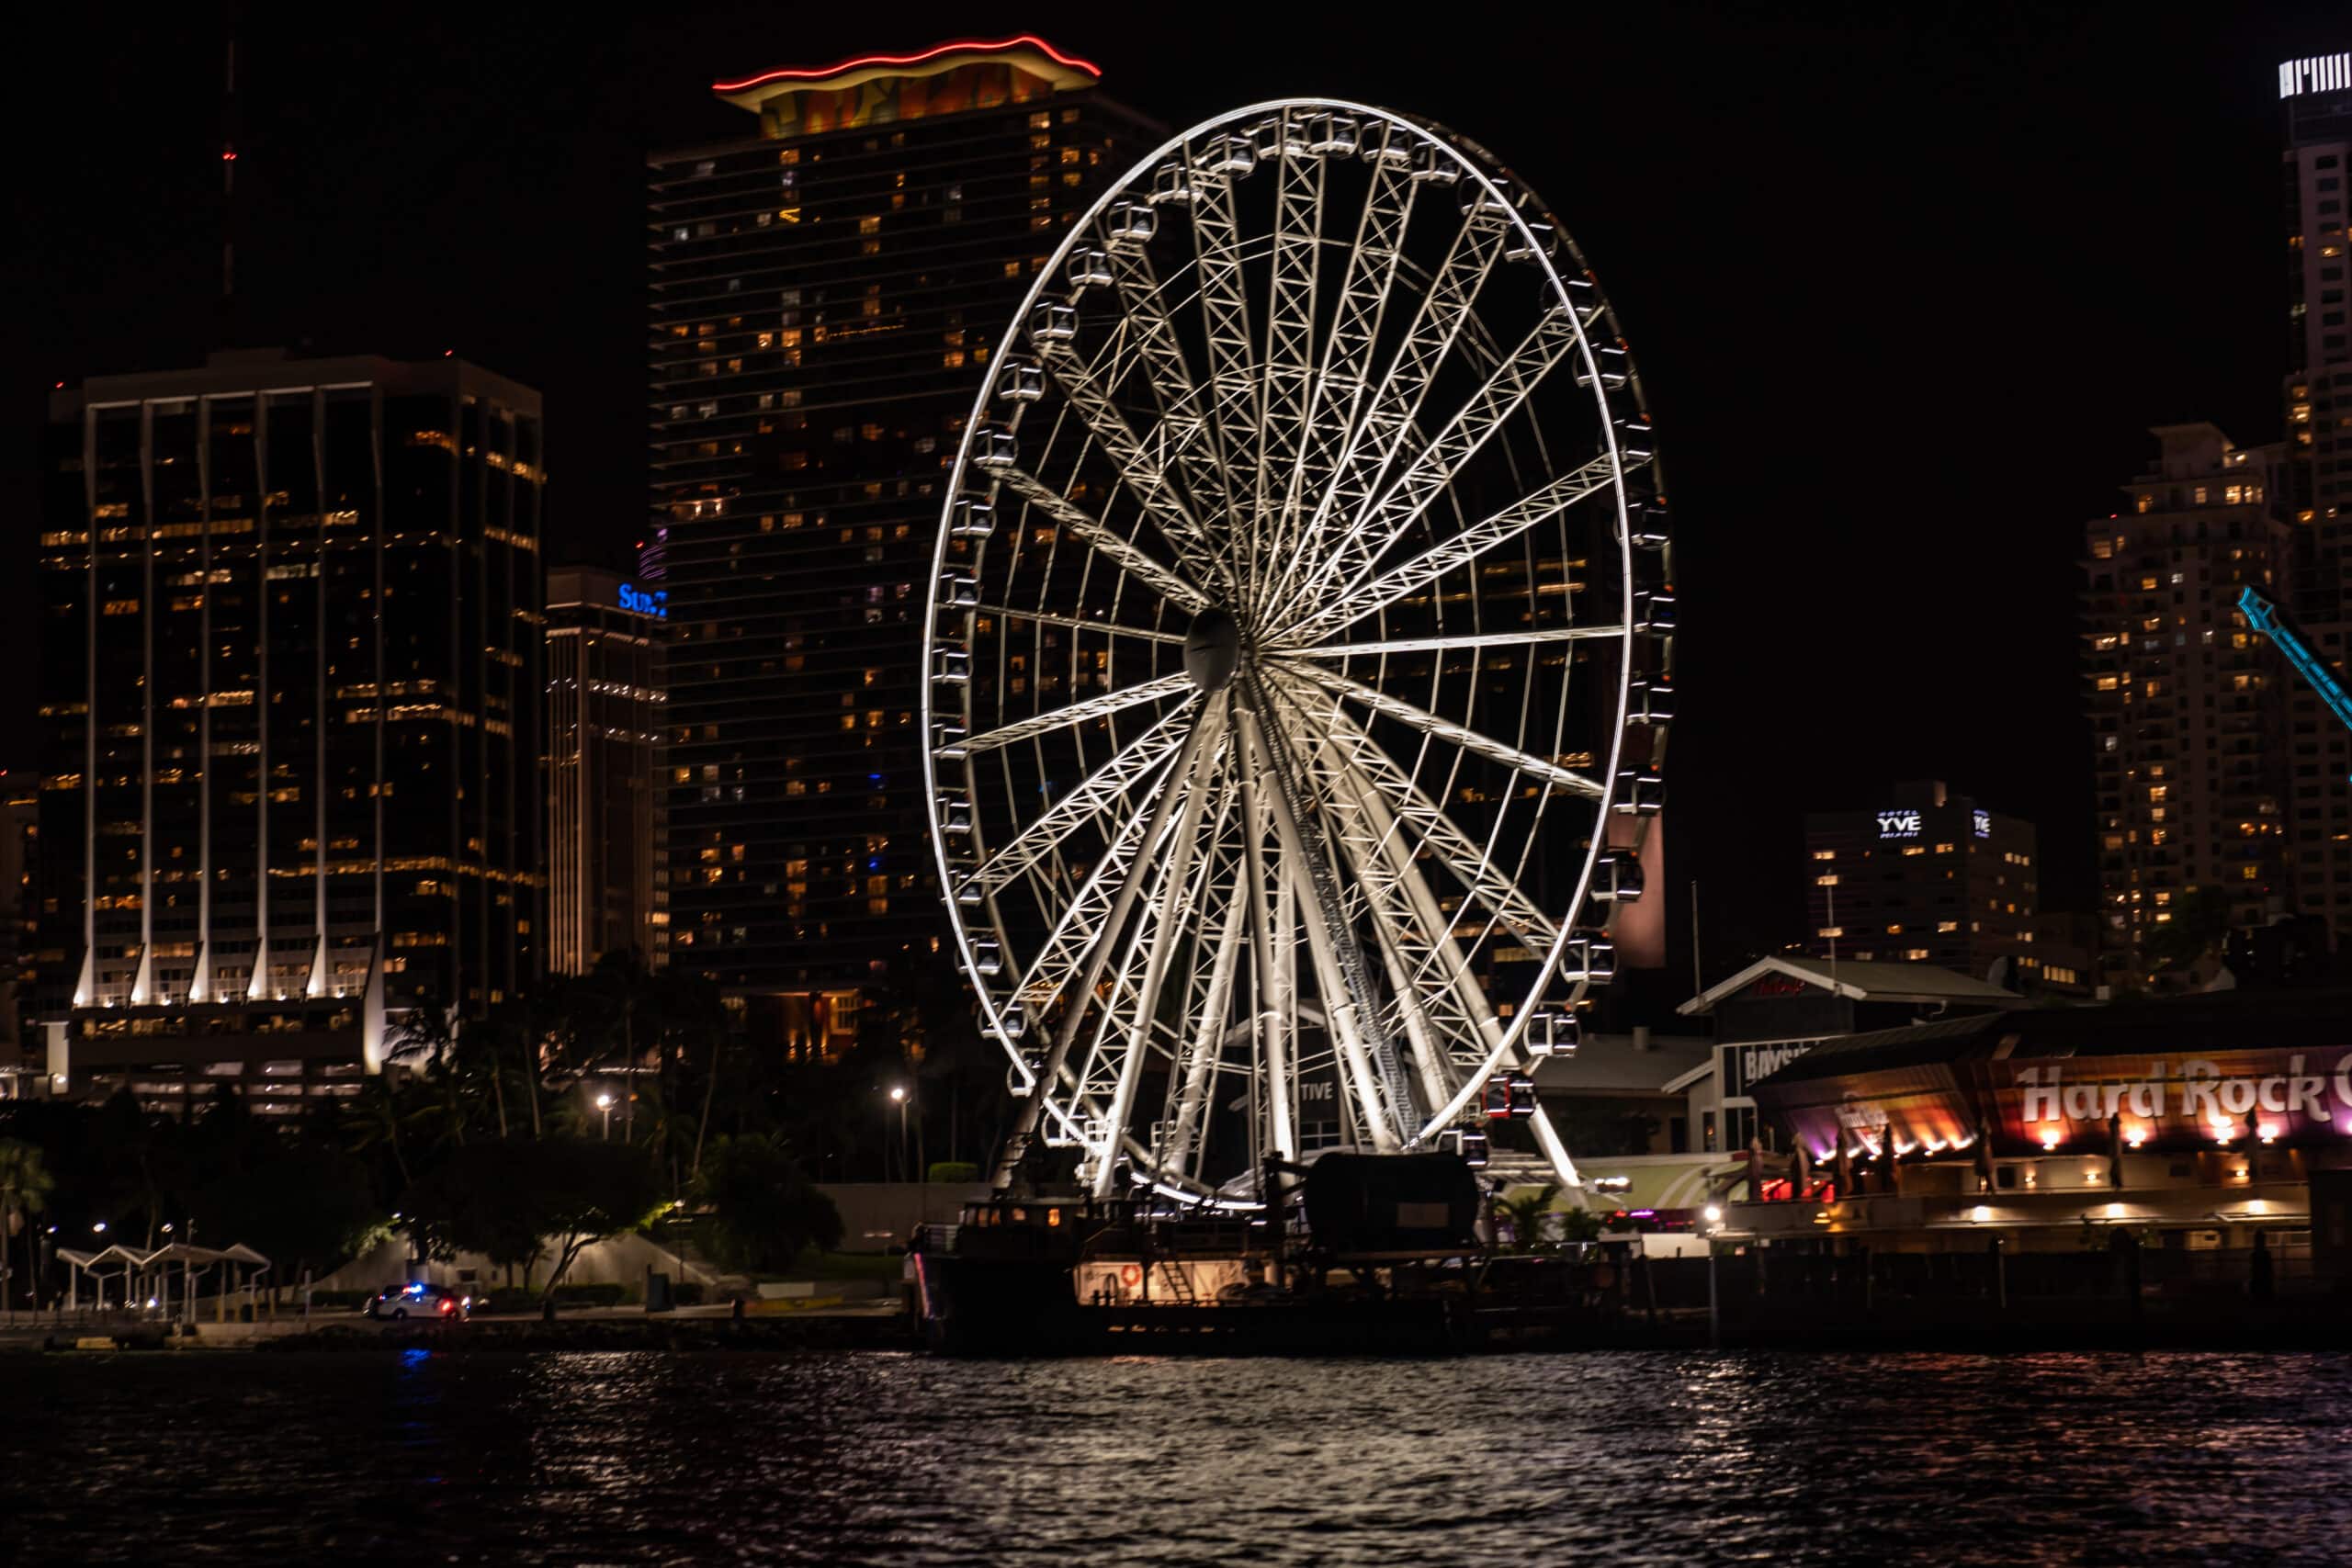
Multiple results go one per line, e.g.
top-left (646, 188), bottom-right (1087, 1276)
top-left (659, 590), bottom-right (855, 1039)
top-left (6, 1350), bottom-right (2350, 1564)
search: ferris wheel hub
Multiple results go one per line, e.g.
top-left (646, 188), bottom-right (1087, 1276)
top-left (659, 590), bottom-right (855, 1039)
top-left (1182, 608), bottom-right (1242, 693)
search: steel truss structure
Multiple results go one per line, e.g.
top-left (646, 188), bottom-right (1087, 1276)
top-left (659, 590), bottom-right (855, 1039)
top-left (922, 100), bottom-right (1673, 1203)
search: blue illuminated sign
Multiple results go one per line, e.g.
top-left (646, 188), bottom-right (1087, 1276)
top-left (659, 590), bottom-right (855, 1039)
top-left (618, 582), bottom-right (667, 619)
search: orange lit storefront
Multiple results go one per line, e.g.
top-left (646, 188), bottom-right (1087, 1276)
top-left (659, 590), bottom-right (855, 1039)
top-left (1726, 990), bottom-right (2352, 1284)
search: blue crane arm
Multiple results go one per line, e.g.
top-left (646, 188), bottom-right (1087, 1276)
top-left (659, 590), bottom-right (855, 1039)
top-left (2238, 585), bottom-right (2352, 739)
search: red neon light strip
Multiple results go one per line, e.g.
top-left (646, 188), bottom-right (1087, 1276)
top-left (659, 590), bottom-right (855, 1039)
top-left (713, 35), bottom-right (1100, 94)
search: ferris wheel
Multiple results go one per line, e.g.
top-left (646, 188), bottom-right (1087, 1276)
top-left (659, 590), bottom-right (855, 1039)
top-left (922, 99), bottom-right (1671, 1204)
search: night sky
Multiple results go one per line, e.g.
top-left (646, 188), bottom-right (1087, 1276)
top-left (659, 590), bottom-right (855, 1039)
top-left (9, 2), bottom-right (2343, 983)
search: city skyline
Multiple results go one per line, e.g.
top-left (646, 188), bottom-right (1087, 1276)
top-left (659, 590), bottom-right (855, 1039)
top-left (7, 6), bottom-right (2346, 981)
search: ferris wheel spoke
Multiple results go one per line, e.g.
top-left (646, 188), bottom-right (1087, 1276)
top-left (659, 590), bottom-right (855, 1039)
top-left (1278, 304), bottom-right (1578, 628)
top-left (996, 711), bottom-right (1224, 1184)
top-left (956, 671), bottom-right (1194, 758)
top-left (1276, 457), bottom-right (1622, 649)
top-left (1272, 204), bottom-right (1510, 616)
top-left (1267, 125), bottom-right (1419, 618)
top-left (1318, 795), bottom-right (1464, 1117)
top-left (989, 464), bottom-right (1210, 615)
top-left (1091, 746), bottom-right (1230, 1194)
top-left (1032, 340), bottom-right (1234, 599)
top-left (976, 604), bottom-right (1185, 646)
top-left (1248, 110), bottom-right (1326, 597)
top-left (1279, 661), bottom-right (1605, 802)
top-left (1156, 878), bottom-right (1248, 1182)
top-left (966, 705), bottom-right (1196, 898)
top-left (1187, 141), bottom-right (1263, 517)
top-left (1237, 697), bottom-right (1413, 1149)
top-left (1304, 726), bottom-right (1511, 1072)
top-left (1267, 679), bottom-right (1561, 947)
top-left (1094, 237), bottom-right (1239, 561)
top-left (1284, 623), bottom-right (1626, 662)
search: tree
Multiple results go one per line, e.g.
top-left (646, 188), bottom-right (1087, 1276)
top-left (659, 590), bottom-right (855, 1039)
top-left (1498, 1181), bottom-right (1562, 1253)
top-left (194, 1145), bottom-right (380, 1287)
top-left (400, 1137), bottom-right (663, 1300)
top-left (342, 1075), bottom-right (422, 1188)
top-left (535, 1138), bottom-right (667, 1298)
top-left (0, 1139), bottom-right (55, 1313)
top-left (694, 1134), bottom-right (843, 1275)
top-left (400, 1141), bottom-right (553, 1284)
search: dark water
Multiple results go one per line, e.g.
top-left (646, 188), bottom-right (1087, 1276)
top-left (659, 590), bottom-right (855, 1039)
top-left (6, 1349), bottom-right (2351, 1565)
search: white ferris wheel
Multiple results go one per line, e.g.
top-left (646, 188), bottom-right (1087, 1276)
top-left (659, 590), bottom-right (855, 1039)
top-left (922, 99), bottom-right (1671, 1206)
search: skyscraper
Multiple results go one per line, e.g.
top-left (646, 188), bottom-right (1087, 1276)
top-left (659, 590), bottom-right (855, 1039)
top-left (1803, 781), bottom-right (2039, 983)
top-left (645, 38), bottom-right (1157, 1052)
top-left (35, 348), bottom-right (545, 1112)
top-left (547, 564), bottom-right (667, 975)
top-left (2083, 424), bottom-right (2289, 984)
top-left (2278, 53), bottom-right (2352, 931)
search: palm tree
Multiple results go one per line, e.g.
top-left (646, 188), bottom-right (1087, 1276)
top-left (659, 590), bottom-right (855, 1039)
top-left (0, 1139), bottom-right (54, 1316)
top-left (343, 1077), bottom-right (416, 1187)
top-left (1498, 1182), bottom-right (1563, 1253)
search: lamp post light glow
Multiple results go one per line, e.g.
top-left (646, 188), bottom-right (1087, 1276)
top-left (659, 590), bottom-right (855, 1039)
top-left (596, 1092), bottom-right (615, 1141)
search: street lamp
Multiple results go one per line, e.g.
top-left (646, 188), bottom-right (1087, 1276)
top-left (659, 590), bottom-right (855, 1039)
top-left (596, 1092), bottom-right (615, 1141)
top-left (91, 1222), bottom-right (107, 1235)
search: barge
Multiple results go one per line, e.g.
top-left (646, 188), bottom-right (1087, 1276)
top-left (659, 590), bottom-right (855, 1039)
top-left (910, 1153), bottom-right (1600, 1355)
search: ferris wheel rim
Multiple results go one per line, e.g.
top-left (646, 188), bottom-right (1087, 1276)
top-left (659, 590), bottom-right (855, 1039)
top-left (921, 96), bottom-right (1664, 1194)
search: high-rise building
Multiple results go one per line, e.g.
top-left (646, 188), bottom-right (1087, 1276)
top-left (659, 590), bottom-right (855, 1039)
top-left (2083, 424), bottom-right (2290, 983)
top-left (547, 564), bottom-right (667, 976)
top-left (645, 38), bottom-right (1157, 1051)
top-left (0, 779), bottom-right (38, 1095)
top-left (2278, 54), bottom-right (2352, 931)
top-left (1803, 781), bottom-right (2039, 984)
top-left (35, 348), bottom-right (546, 1114)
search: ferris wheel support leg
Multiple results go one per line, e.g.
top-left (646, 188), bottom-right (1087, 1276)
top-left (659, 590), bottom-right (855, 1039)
top-left (1527, 1102), bottom-right (1586, 1199)
top-left (1358, 884), bottom-right (1461, 1123)
top-left (1092, 722), bottom-right (1222, 1199)
top-left (1234, 704), bottom-right (1295, 1165)
top-left (1309, 721), bottom-right (1512, 1077)
top-left (993, 710), bottom-right (1216, 1190)
top-left (1160, 877), bottom-right (1247, 1180)
top-left (1239, 705), bottom-right (1399, 1153)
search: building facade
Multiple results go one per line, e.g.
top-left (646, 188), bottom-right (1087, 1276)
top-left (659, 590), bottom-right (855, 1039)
top-left (2279, 55), bottom-right (2352, 933)
top-left (1804, 780), bottom-right (2040, 983)
top-left (645, 39), bottom-right (1157, 1051)
top-left (1733, 987), bottom-right (2352, 1289)
top-left (1681, 953), bottom-right (2019, 1156)
top-left (0, 781), bottom-right (37, 1094)
top-left (2084, 424), bottom-right (2290, 983)
top-left (547, 564), bottom-right (667, 975)
top-left (35, 349), bottom-right (546, 1112)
